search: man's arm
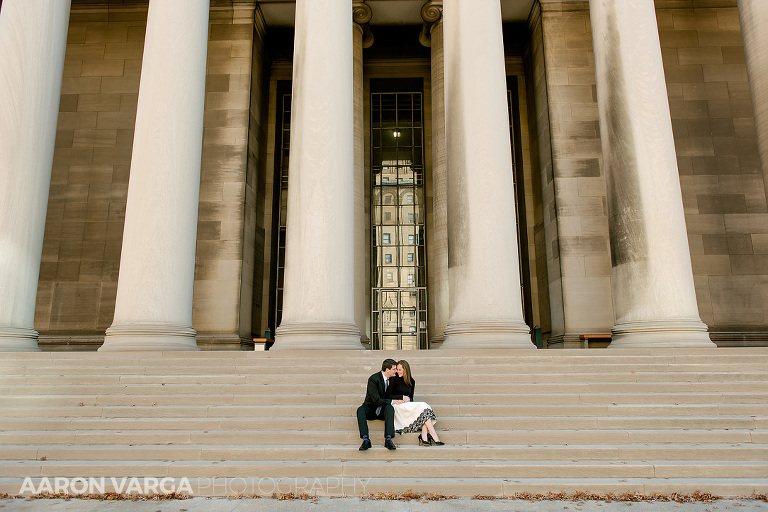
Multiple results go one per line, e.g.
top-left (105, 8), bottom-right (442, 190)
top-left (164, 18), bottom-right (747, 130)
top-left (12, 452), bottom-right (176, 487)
top-left (366, 375), bottom-right (391, 408)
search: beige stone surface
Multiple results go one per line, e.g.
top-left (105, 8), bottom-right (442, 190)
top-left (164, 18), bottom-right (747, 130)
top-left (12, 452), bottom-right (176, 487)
top-left (37, 5), bottom-right (261, 349)
top-left (27, 1), bottom-right (768, 349)
top-left (35, 7), bottom-right (146, 344)
top-left (194, 5), bottom-right (260, 344)
top-left (1, 350), bottom-right (767, 495)
top-left (659, 5), bottom-right (767, 334)
top-left (531, 4), bottom-right (613, 345)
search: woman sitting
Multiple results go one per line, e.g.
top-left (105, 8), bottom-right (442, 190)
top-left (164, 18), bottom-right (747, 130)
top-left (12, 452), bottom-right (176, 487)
top-left (387, 359), bottom-right (444, 446)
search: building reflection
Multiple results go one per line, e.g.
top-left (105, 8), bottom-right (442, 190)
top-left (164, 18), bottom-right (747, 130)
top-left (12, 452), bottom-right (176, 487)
top-left (371, 91), bottom-right (427, 350)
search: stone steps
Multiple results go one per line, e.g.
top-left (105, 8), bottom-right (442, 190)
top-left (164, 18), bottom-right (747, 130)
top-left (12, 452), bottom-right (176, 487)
top-left (0, 476), bottom-right (765, 497)
top-left (1, 416), bottom-right (766, 430)
top-left (1, 415), bottom-right (764, 430)
top-left (3, 363), bottom-right (768, 374)
top-left (0, 429), bottom-right (765, 445)
top-left (3, 381), bottom-right (768, 393)
top-left (3, 403), bottom-right (767, 417)
top-left (2, 362), bottom-right (767, 374)
top-left (4, 443), bottom-right (768, 461)
top-left (1, 348), bottom-right (766, 497)
top-left (3, 392), bottom-right (768, 406)
top-left (3, 460), bottom-right (768, 479)
top-left (5, 372), bottom-right (768, 385)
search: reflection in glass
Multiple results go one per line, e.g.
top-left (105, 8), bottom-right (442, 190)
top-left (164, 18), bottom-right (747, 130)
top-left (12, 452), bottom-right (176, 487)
top-left (370, 91), bottom-right (428, 350)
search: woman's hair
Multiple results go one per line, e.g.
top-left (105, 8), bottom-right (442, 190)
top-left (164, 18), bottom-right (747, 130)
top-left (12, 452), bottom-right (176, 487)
top-left (397, 360), bottom-right (412, 387)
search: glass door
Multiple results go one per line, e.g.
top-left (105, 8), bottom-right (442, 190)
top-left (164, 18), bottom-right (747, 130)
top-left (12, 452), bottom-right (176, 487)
top-left (370, 90), bottom-right (428, 350)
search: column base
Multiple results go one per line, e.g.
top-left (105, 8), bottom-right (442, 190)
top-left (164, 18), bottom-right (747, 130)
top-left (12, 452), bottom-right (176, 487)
top-left (441, 320), bottom-right (535, 349)
top-left (545, 333), bottom-right (585, 349)
top-left (100, 323), bottom-right (200, 351)
top-left (609, 319), bottom-right (715, 348)
top-left (429, 334), bottom-right (445, 348)
top-left (273, 321), bottom-right (363, 350)
top-left (0, 327), bottom-right (42, 352)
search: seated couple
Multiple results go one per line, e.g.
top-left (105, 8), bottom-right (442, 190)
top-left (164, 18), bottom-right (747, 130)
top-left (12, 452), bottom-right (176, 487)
top-left (356, 358), bottom-right (444, 450)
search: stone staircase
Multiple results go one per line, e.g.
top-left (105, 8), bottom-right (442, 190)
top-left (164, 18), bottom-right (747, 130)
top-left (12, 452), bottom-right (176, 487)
top-left (0, 348), bottom-right (767, 497)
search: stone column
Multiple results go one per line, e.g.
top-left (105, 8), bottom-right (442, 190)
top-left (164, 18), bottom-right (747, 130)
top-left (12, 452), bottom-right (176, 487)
top-left (0, 1), bottom-right (70, 352)
top-left (440, 0), bottom-right (533, 349)
top-left (737, 0), bottom-right (768, 200)
top-left (353, 2), bottom-right (373, 346)
top-left (273, 0), bottom-right (361, 350)
top-left (420, 2), bottom-right (449, 346)
top-left (100, 0), bottom-right (210, 351)
top-left (589, 0), bottom-right (713, 347)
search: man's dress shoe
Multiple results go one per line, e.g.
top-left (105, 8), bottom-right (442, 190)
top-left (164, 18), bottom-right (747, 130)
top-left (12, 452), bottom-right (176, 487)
top-left (359, 439), bottom-right (372, 451)
top-left (384, 438), bottom-right (397, 450)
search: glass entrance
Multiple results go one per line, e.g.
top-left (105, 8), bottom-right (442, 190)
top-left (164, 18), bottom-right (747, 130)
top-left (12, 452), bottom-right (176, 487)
top-left (370, 89), bottom-right (427, 350)
top-left (372, 288), bottom-right (427, 350)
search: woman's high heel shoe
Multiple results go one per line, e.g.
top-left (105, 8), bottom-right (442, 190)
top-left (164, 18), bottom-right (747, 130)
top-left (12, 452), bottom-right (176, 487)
top-left (417, 434), bottom-right (431, 446)
top-left (427, 433), bottom-right (444, 446)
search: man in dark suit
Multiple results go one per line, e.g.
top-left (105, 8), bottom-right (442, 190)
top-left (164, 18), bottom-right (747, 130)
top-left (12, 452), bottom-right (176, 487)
top-left (357, 358), bottom-right (406, 451)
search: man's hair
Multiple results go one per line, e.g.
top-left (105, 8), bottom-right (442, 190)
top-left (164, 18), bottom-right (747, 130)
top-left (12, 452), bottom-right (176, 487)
top-left (381, 359), bottom-right (397, 371)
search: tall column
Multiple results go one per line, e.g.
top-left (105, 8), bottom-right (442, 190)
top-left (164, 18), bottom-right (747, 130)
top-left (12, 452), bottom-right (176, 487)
top-left (441, 0), bottom-right (533, 349)
top-left (420, 3), bottom-right (449, 346)
top-left (737, 0), bottom-right (768, 199)
top-left (353, 2), bottom-right (373, 346)
top-left (273, 0), bottom-right (362, 350)
top-left (590, 0), bottom-right (713, 347)
top-left (0, 1), bottom-right (70, 352)
top-left (100, 0), bottom-right (209, 351)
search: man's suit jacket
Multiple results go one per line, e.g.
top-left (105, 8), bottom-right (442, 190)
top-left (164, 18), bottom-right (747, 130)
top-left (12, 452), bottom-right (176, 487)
top-left (362, 372), bottom-right (391, 409)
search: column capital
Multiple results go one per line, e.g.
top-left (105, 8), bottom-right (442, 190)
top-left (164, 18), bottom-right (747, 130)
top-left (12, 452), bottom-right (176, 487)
top-left (419, 1), bottom-right (443, 47)
top-left (352, 1), bottom-right (374, 48)
top-left (352, 1), bottom-right (372, 24)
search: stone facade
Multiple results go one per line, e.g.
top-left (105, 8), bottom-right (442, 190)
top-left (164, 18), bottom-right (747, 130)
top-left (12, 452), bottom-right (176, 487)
top-left (36, 6), bottom-right (146, 349)
top-left (35, 3), bottom-right (264, 350)
top-left (194, 5), bottom-right (264, 349)
top-left (658, 5), bottom-right (768, 344)
top-left (527, 1), bottom-right (613, 348)
top-left (0, 0), bottom-right (765, 350)
top-left (527, 0), bottom-right (767, 346)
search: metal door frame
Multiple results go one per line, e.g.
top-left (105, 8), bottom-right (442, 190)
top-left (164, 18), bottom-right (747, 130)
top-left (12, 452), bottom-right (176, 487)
top-left (372, 286), bottom-right (427, 350)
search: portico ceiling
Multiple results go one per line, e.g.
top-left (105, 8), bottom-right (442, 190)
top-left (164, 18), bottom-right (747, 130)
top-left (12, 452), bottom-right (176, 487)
top-left (258, 0), bottom-right (536, 27)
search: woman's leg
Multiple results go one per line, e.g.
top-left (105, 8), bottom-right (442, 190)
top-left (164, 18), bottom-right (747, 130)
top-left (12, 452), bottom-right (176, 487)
top-left (424, 419), bottom-right (440, 442)
top-left (421, 424), bottom-right (429, 442)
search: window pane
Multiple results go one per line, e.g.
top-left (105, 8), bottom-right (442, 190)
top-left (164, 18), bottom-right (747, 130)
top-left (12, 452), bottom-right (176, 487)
top-left (371, 90), bottom-right (428, 350)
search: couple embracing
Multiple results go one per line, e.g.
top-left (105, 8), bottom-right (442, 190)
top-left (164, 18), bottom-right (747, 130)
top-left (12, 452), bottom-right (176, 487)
top-left (356, 358), bottom-right (444, 450)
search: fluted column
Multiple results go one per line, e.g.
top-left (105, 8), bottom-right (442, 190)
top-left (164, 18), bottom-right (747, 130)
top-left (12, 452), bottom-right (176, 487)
top-left (273, 0), bottom-right (361, 350)
top-left (100, 0), bottom-right (209, 351)
top-left (353, 3), bottom-right (372, 346)
top-left (590, 0), bottom-right (713, 347)
top-left (0, 1), bottom-right (70, 352)
top-left (737, 0), bottom-right (768, 199)
top-left (440, 0), bottom-right (533, 349)
top-left (421, 3), bottom-right (449, 346)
